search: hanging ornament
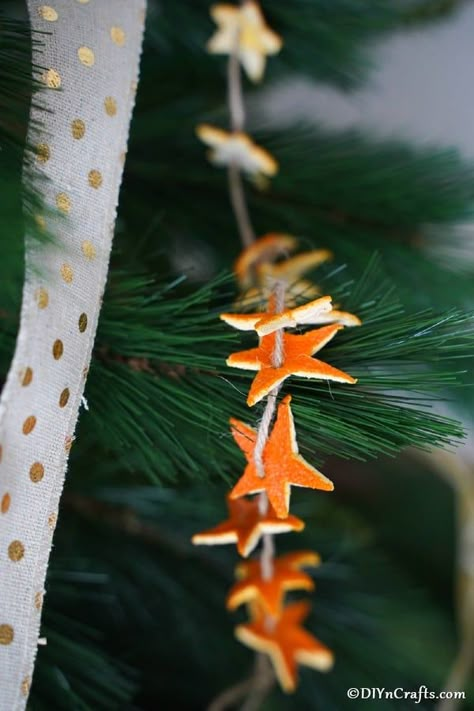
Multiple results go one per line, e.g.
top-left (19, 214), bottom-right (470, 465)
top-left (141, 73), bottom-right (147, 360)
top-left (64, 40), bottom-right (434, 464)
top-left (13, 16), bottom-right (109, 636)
top-left (221, 295), bottom-right (360, 334)
top-left (207, 1), bottom-right (282, 82)
top-left (196, 124), bottom-right (278, 178)
top-left (227, 326), bottom-right (356, 406)
top-left (227, 550), bottom-right (320, 616)
top-left (235, 601), bottom-right (334, 693)
top-left (229, 395), bottom-right (334, 518)
top-left (234, 233), bottom-right (333, 306)
top-left (192, 495), bottom-right (305, 557)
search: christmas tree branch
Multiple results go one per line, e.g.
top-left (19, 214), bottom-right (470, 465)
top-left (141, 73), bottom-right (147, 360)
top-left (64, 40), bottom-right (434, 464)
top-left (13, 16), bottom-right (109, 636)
top-left (73, 265), bottom-right (474, 485)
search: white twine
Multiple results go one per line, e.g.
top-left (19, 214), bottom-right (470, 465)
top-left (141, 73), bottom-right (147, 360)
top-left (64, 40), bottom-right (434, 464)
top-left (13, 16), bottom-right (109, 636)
top-left (254, 280), bottom-right (286, 582)
top-left (254, 280), bottom-right (286, 481)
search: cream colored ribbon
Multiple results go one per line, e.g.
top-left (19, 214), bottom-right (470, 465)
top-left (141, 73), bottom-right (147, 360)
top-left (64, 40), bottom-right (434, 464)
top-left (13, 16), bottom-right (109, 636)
top-left (0, 1), bottom-right (145, 707)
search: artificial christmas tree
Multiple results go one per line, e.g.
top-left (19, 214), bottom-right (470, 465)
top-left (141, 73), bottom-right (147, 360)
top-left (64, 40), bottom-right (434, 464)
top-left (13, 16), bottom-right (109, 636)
top-left (0, 1), bottom-right (473, 709)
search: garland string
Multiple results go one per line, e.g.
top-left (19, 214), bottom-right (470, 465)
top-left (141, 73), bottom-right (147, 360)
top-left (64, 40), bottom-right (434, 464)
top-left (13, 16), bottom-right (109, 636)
top-left (227, 22), bottom-right (255, 247)
top-left (255, 279), bottom-right (286, 586)
top-left (193, 2), bottom-right (360, 702)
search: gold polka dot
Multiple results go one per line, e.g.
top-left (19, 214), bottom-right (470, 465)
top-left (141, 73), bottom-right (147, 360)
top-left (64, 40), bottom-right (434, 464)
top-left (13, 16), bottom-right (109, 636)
top-left (65, 435), bottom-right (74, 452)
top-left (88, 169), bottom-right (103, 189)
top-left (22, 416), bottom-right (36, 435)
top-left (60, 263), bottom-right (73, 283)
top-left (38, 6), bottom-right (58, 21)
top-left (34, 214), bottom-right (46, 232)
top-left (8, 540), bottom-right (25, 562)
top-left (77, 0), bottom-right (90, 3)
top-left (56, 192), bottom-right (71, 214)
top-left (81, 240), bottom-right (96, 260)
top-left (21, 677), bottom-right (30, 697)
top-left (53, 339), bottom-right (64, 360)
top-left (0, 625), bottom-right (14, 645)
top-left (0, 444), bottom-right (3, 462)
top-left (71, 119), bottom-right (85, 139)
top-left (120, 151), bottom-right (127, 165)
top-left (42, 68), bottom-right (61, 89)
top-left (1, 494), bottom-right (11, 514)
top-left (78, 46), bottom-right (95, 67)
top-left (48, 513), bottom-right (57, 530)
top-left (35, 143), bottom-right (50, 164)
top-left (20, 367), bottom-right (33, 386)
top-left (30, 462), bottom-right (45, 483)
top-left (35, 287), bottom-right (49, 309)
top-left (110, 26), bottom-right (126, 46)
top-left (34, 592), bottom-right (43, 611)
top-left (104, 96), bottom-right (117, 116)
top-left (59, 388), bottom-right (70, 408)
top-left (78, 313), bottom-right (88, 332)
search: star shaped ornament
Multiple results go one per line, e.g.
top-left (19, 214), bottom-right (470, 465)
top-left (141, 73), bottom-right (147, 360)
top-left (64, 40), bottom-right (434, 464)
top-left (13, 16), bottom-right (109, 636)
top-left (207, 1), bottom-right (283, 82)
top-left (235, 601), bottom-right (334, 692)
top-left (227, 550), bottom-right (320, 617)
top-left (233, 234), bottom-right (333, 308)
top-left (196, 124), bottom-right (278, 178)
top-left (259, 249), bottom-right (333, 285)
top-left (192, 495), bottom-right (304, 557)
top-left (230, 395), bottom-right (334, 518)
top-left (221, 295), bottom-right (361, 336)
top-left (227, 323), bottom-right (356, 407)
top-left (234, 233), bottom-right (298, 289)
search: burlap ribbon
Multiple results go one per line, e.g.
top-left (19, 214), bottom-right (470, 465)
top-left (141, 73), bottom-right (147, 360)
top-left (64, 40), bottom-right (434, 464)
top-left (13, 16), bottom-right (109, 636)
top-left (0, 1), bottom-right (145, 706)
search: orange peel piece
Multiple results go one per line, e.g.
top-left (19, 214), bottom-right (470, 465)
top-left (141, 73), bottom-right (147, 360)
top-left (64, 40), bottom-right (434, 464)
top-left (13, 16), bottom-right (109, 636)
top-left (207, 1), bottom-right (283, 83)
top-left (235, 600), bottom-right (334, 692)
top-left (234, 233), bottom-right (298, 289)
top-left (227, 324), bottom-right (357, 406)
top-left (229, 395), bottom-right (334, 518)
top-left (267, 250), bottom-right (333, 282)
top-left (227, 550), bottom-right (320, 617)
top-left (221, 295), bottom-right (360, 336)
top-left (196, 125), bottom-right (278, 177)
top-left (192, 495), bottom-right (304, 557)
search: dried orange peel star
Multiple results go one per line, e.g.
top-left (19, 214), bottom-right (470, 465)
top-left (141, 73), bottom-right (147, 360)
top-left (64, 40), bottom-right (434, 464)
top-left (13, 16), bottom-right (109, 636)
top-left (234, 233), bottom-right (298, 289)
top-left (196, 124), bottom-right (278, 177)
top-left (234, 234), bottom-right (332, 308)
top-left (235, 600), bottom-right (334, 692)
top-left (230, 395), bottom-right (334, 518)
top-left (227, 550), bottom-right (320, 617)
top-left (221, 295), bottom-right (361, 335)
top-left (207, 1), bottom-right (283, 83)
top-left (192, 495), bottom-right (304, 557)
top-left (227, 323), bottom-right (357, 406)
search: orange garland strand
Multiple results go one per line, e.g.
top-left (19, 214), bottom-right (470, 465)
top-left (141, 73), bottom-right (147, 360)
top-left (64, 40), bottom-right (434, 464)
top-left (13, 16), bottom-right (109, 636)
top-left (192, 1), bottom-right (361, 694)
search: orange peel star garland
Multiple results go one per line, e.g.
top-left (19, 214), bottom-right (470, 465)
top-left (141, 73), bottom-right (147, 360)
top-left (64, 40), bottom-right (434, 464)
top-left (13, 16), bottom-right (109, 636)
top-left (235, 601), bottom-right (334, 692)
top-left (229, 395), bottom-right (335, 518)
top-left (192, 1), bottom-right (361, 696)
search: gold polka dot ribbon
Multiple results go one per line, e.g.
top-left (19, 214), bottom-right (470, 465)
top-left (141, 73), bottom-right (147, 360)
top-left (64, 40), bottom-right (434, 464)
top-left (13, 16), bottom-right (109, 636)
top-left (0, 1), bottom-right (146, 706)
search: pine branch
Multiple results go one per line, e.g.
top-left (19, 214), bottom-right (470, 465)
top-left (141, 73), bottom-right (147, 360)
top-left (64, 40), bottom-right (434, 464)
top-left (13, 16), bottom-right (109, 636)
top-left (126, 116), bottom-right (474, 298)
top-left (40, 485), bottom-right (458, 709)
top-left (74, 259), bottom-right (474, 484)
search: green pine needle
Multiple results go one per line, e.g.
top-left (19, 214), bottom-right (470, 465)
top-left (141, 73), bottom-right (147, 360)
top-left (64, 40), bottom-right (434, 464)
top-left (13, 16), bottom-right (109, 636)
top-left (76, 257), bottom-right (473, 484)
